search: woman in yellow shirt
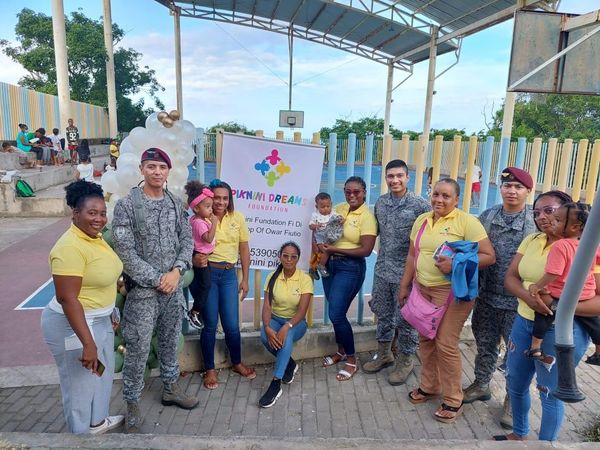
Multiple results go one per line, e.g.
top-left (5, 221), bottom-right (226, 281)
top-left (259, 241), bottom-right (313, 407)
top-left (321, 176), bottom-right (377, 381)
top-left (197, 179), bottom-right (255, 390)
top-left (41, 180), bottom-right (124, 434)
top-left (399, 178), bottom-right (495, 424)
top-left (501, 190), bottom-right (600, 441)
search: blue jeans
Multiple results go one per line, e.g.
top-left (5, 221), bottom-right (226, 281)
top-left (260, 316), bottom-right (307, 379)
top-left (200, 266), bottom-right (241, 370)
top-left (506, 315), bottom-right (590, 441)
top-left (322, 256), bottom-right (366, 356)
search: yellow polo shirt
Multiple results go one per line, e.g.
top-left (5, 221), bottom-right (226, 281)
top-left (334, 202), bottom-right (378, 250)
top-left (49, 224), bottom-right (123, 311)
top-left (264, 269), bottom-right (314, 318)
top-left (209, 211), bottom-right (250, 264)
top-left (410, 209), bottom-right (488, 287)
top-left (516, 233), bottom-right (555, 321)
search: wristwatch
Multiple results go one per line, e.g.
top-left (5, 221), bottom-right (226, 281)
top-left (174, 265), bottom-right (185, 276)
top-left (287, 321), bottom-right (293, 328)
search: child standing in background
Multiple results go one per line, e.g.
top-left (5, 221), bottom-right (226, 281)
top-left (185, 181), bottom-right (218, 330)
top-left (308, 192), bottom-right (344, 280)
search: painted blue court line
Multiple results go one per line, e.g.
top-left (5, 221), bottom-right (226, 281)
top-left (15, 278), bottom-right (55, 310)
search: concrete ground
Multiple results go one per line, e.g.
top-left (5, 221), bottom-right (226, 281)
top-left (1, 343), bottom-right (599, 445)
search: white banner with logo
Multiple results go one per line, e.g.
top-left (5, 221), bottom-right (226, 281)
top-left (220, 133), bottom-right (325, 271)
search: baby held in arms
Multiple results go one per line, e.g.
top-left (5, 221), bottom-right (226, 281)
top-left (308, 192), bottom-right (344, 280)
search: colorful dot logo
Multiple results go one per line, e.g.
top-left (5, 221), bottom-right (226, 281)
top-left (254, 149), bottom-right (292, 187)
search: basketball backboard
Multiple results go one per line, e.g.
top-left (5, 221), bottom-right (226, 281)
top-left (508, 10), bottom-right (600, 95)
top-left (279, 110), bottom-right (304, 128)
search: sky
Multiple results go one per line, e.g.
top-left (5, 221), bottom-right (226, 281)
top-left (0, 0), bottom-right (597, 137)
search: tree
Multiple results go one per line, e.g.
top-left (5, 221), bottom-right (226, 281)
top-left (487, 93), bottom-right (600, 141)
top-left (206, 121), bottom-right (256, 135)
top-left (1, 8), bottom-right (164, 132)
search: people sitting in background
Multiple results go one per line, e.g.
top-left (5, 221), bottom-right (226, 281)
top-left (49, 128), bottom-right (64, 166)
top-left (77, 139), bottom-right (91, 163)
top-left (1, 142), bottom-right (17, 152)
top-left (31, 128), bottom-right (52, 166)
top-left (110, 139), bottom-right (119, 164)
top-left (75, 155), bottom-right (95, 183)
top-left (15, 123), bottom-right (36, 167)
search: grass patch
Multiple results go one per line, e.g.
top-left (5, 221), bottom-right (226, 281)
top-left (580, 415), bottom-right (600, 442)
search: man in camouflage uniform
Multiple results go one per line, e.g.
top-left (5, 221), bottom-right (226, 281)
top-left (113, 148), bottom-right (196, 433)
top-left (463, 167), bottom-right (535, 429)
top-left (363, 159), bottom-right (431, 385)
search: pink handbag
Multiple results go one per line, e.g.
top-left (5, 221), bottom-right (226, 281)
top-left (400, 221), bottom-right (453, 340)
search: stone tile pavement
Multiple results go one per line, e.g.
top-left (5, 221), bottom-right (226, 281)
top-left (1, 342), bottom-right (599, 442)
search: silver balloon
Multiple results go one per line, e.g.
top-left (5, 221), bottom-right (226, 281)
top-left (145, 112), bottom-right (163, 131)
top-left (100, 170), bottom-right (119, 194)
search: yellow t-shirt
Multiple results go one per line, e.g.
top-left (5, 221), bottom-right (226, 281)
top-left (209, 211), bottom-right (250, 264)
top-left (410, 208), bottom-right (488, 287)
top-left (49, 223), bottom-right (123, 311)
top-left (334, 202), bottom-right (378, 250)
top-left (109, 144), bottom-right (119, 158)
top-left (516, 233), bottom-right (555, 321)
top-left (264, 269), bottom-right (314, 319)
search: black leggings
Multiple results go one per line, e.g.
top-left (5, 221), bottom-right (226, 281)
top-left (533, 298), bottom-right (600, 345)
top-left (189, 265), bottom-right (211, 313)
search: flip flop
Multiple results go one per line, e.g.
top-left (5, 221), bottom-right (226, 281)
top-left (232, 364), bottom-right (257, 380)
top-left (336, 362), bottom-right (357, 381)
top-left (202, 370), bottom-right (219, 390)
top-left (408, 387), bottom-right (440, 404)
top-left (323, 351), bottom-right (346, 367)
top-left (434, 403), bottom-right (463, 424)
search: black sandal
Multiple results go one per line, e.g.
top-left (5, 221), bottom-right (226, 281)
top-left (434, 403), bottom-right (463, 424)
top-left (526, 348), bottom-right (543, 359)
top-left (585, 353), bottom-right (600, 366)
top-left (408, 387), bottom-right (440, 404)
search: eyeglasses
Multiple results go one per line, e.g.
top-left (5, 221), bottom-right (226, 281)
top-left (344, 189), bottom-right (363, 197)
top-left (533, 205), bottom-right (559, 218)
top-left (281, 253), bottom-right (299, 260)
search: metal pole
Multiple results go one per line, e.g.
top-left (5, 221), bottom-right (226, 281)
top-left (515, 137), bottom-right (527, 168)
top-left (173, 7), bottom-right (183, 117)
top-left (364, 134), bottom-right (374, 205)
top-left (383, 63), bottom-right (394, 135)
top-left (51, 0), bottom-right (71, 137)
top-left (195, 127), bottom-right (204, 182)
top-left (288, 28), bottom-right (293, 110)
top-left (553, 188), bottom-right (600, 402)
top-left (103, 0), bottom-right (118, 136)
top-left (422, 26), bottom-right (438, 157)
top-left (479, 136), bottom-right (494, 212)
top-left (495, 137), bottom-right (511, 205)
top-left (347, 133), bottom-right (356, 177)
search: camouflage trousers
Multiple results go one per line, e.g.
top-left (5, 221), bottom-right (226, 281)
top-left (122, 287), bottom-right (185, 402)
top-left (471, 299), bottom-right (517, 384)
top-left (370, 275), bottom-right (419, 355)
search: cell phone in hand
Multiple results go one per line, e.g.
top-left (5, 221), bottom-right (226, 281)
top-left (96, 359), bottom-right (106, 377)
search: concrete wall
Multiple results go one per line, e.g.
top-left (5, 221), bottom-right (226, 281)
top-left (179, 325), bottom-right (378, 372)
top-left (0, 151), bottom-right (35, 171)
top-left (0, 185), bottom-right (70, 217)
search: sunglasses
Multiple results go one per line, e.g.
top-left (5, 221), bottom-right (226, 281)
top-left (533, 205), bottom-right (559, 218)
top-left (344, 189), bottom-right (364, 197)
top-left (281, 253), bottom-right (299, 260)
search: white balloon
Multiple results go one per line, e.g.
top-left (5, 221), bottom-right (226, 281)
top-left (168, 184), bottom-right (185, 199)
top-left (174, 148), bottom-right (194, 166)
top-left (117, 152), bottom-right (140, 169)
top-left (127, 127), bottom-right (148, 149)
top-left (168, 166), bottom-right (189, 186)
top-left (145, 112), bottom-right (163, 131)
top-left (116, 165), bottom-right (142, 191)
top-left (100, 170), bottom-right (119, 194)
top-left (119, 137), bottom-right (137, 155)
top-left (156, 129), bottom-right (179, 153)
top-left (179, 120), bottom-right (196, 142)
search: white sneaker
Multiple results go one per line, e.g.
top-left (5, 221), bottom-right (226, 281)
top-left (89, 415), bottom-right (125, 434)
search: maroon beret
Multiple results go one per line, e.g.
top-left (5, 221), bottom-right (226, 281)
top-left (141, 147), bottom-right (172, 169)
top-left (500, 167), bottom-right (533, 190)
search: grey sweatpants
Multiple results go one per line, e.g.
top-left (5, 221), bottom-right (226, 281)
top-left (121, 287), bottom-right (184, 402)
top-left (41, 307), bottom-right (115, 434)
top-left (370, 275), bottom-right (419, 355)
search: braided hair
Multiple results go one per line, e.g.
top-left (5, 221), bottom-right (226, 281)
top-left (64, 179), bottom-right (104, 210)
top-left (561, 201), bottom-right (591, 236)
top-left (266, 241), bottom-right (301, 305)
